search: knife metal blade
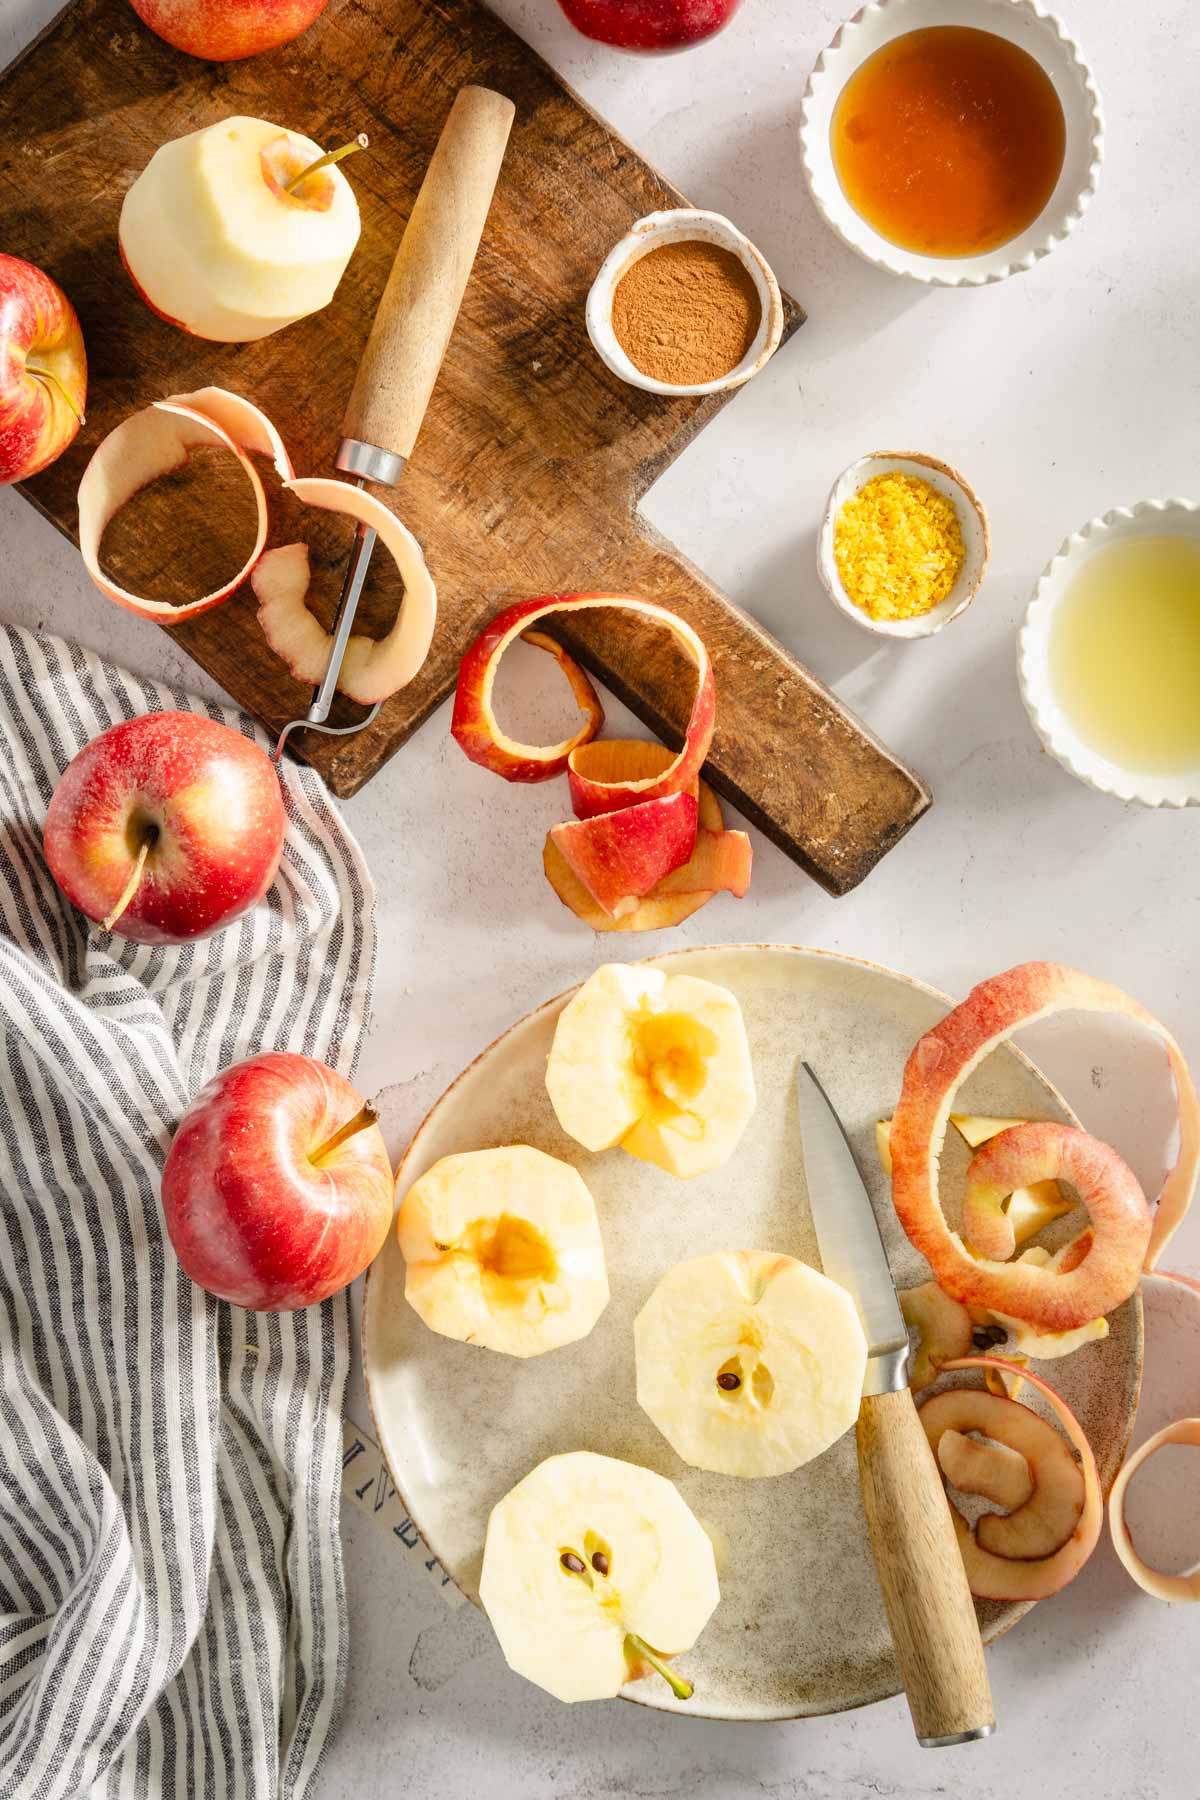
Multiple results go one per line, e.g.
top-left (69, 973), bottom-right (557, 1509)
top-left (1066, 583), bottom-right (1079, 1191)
top-left (794, 1062), bottom-right (909, 1396)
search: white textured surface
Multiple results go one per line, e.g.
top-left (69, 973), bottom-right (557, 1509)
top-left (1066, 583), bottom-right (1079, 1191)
top-left (3, 0), bottom-right (1199, 1793)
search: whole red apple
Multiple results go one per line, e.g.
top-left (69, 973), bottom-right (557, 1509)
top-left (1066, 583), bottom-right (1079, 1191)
top-left (44, 712), bottom-right (285, 945)
top-left (127, 0), bottom-right (330, 59)
top-left (0, 254), bottom-right (87, 485)
top-left (555, 0), bottom-right (742, 52)
top-left (162, 1053), bottom-right (393, 1310)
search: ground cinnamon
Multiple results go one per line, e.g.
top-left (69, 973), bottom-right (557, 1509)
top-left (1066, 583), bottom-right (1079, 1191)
top-left (610, 238), bottom-right (762, 386)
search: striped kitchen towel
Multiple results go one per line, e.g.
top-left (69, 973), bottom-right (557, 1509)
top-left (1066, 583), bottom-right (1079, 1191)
top-left (0, 625), bottom-right (375, 1800)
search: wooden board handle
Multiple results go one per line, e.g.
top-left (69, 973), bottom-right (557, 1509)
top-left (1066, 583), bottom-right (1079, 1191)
top-left (856, 1386), bottom-right (996, 1746)
top-left (341, 85), bottom-right (515, 463)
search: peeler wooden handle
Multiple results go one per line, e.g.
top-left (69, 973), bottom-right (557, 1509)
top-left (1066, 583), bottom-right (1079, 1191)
top-left (857, 1386), bottom-right (996, 1746)
top-left (338, 85), bottom-right (515, 476)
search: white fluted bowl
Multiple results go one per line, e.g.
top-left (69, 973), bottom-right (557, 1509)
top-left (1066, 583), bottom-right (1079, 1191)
top-left (1019, 499), bottom-right (1200, 807)
top-left (799, 0), bottom-right (1104, 287)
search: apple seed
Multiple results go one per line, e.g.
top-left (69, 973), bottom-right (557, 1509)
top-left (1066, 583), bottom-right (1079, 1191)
top-left (559, 1551), bottom-right (585, 1574)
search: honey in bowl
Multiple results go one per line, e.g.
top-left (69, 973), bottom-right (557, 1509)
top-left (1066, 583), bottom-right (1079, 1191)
top-left (831, 26), bottom-right (1067, 258)
top-left (1049, 537), bottom-right (1200, 775)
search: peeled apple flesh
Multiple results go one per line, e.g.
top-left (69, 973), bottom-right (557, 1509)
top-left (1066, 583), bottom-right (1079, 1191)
top-left (544, 962), bottom-right (755, 1180)
top-left (634, 1250), bottom-right (868, 1478)
top-left (479, 1451), bottom-right (719, 1703)
top-left (396, 1146), bottom-right (608, 1357)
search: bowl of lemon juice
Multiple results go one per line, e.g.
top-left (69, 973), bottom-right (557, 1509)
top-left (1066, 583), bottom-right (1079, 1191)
top-left (1020, 499), bottom-right (1200, 806)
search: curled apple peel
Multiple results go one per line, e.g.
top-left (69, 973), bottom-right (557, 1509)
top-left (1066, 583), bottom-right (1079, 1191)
top-left (78, 393), bottom-right (276, 621)
top-left (1108, 1417), bottom-right (1200, 1602)
top-left (252, 478), bottom-right (437, 704)
top-left (921, 1358), bottom-right (1101, 1599)
top-left (936, 1428), bottom-right (1034, 1512)
top-left (890, 964), bottom-right (1200, 1331)
top-left (452, 594), bottom-right (714, 797)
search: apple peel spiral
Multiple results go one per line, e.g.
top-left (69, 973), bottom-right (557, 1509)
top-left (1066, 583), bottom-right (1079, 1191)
top-left (890, 963), bottom-right (1199, 1332)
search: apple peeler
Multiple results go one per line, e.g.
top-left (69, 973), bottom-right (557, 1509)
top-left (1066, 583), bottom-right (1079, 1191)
top-left (274, 85), bottom-right (515, 762)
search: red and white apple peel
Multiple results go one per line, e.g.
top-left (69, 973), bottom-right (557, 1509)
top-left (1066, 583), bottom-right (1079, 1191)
top-left (890, 964), bottom-right (1199, 1331)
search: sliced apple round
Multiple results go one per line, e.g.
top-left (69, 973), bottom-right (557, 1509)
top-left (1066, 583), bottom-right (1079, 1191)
top-left (396, 1146), bottom-right (608, 1357)
top-left (479, 1450), bottom-right (719, 1703)
top-left (252, 477), bottom-right (437, 703)
top-left (635, 1250), bottom-right (868, 1478)
top-left (545, 962), bottom-right (755, 1179)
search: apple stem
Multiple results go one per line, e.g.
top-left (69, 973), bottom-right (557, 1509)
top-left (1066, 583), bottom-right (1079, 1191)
top-left (284, 133), bottom-right (369, 194)
top-left (102, 838), bottom-right (151, 933)
top-left (625, 1633), bottom-right (693, 1702)
top-left (26, 361), bottom-right (84, 427)
top-left (311, 1102), bottom-right (379, 1165)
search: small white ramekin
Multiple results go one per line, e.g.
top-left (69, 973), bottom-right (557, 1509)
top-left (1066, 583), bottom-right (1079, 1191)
top-left (1018, 499), bottom-right (1200, 807)
top-left (799, 0), bottom-right (1104, 287)
top-left (585, 208), bottom-right (784, 397)
top-left (818, 452), bottom-right (990, 639)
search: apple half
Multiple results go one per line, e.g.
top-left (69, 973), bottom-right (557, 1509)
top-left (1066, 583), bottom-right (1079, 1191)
top-left (889, 963), bottom-right (1200, 1331)
top-left (252, 478), bottom-right (437, 704)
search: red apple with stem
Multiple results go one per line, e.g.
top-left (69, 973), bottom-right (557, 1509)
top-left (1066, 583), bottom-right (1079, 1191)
top-left (162, 1053), bottom-right (393, 1310)
top-left (44, 712), bottom-right (285, 945)
top-left (554, 0), bottom-right (743, 53)
top-left (126, 0), bottom-right (330, 60)
top-left (0, 254), bottom-right (87, 484)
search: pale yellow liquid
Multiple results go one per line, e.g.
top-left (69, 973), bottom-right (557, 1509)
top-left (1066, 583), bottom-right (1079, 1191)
top-left (1048, 536), bottom-right (1200, 774)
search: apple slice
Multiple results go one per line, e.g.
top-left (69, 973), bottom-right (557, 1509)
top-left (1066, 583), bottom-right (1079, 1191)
top-left (396, 1146), bottom-right (608, 1358)
top-left (479, 1450), bottom-right (720, 1704)
top-left (545, 962), bottom-right (755, 1179)
top-left (78, 395), bottom-right (272, 620)
top-left (920, 1358), bottom-right (1102, 1600)
top-left (899, 1280), bottom-right (974, 1388)
top-left (252, 477), bottom-right (437, 703)
top-left (549, 791), bottom-right (699, 919)
top-left (452, 594), bottom-right (713, 798)
top-left (634, 1250), bottom-right (868, 1477)
top-left (889, 963), bottom-right (1199, 1331)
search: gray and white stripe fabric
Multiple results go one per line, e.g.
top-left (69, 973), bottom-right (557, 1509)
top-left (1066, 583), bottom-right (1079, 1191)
top-left (0, 625), bottom-right (375, 1799)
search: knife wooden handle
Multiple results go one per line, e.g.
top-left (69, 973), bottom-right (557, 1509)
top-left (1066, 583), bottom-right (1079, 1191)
top-left (340, 85), bottom-right (515, 464)
top-left (857, 1386), bottom-right (995, 1746)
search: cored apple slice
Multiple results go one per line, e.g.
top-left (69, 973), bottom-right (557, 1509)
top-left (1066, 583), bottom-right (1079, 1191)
top-left (549, 791), bottom-right (699, 919)
top-left (252, 478), bottom-right (437, 703)
top-left (889, 964), bottom-right (1200, 1331)
top-left (452, 594), bottom-right (714, 798)
top-left (920, 1358), bottom-right (1102, 1600)
top-left (78, 395), bottom-right (270, 620)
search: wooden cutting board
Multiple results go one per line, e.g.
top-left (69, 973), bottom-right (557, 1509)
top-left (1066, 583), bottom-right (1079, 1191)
top-left (1, 0), bottom-right (931, 894)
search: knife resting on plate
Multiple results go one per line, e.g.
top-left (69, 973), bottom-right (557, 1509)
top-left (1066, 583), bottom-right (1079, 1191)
top-left (795, 1062), bottom-right (995, 1747)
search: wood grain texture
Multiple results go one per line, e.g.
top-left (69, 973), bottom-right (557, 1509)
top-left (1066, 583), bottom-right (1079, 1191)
top-left (856, 1387), bottom-right (996, 1745)
top-left (0, 0), bottom-right (931, 892)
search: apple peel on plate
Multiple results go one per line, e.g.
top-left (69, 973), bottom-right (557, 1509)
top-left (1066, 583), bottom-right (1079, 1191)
top-left (252, 479), bottom-right (437, 705)
top-left (890, 963), bottom-right (1200, 1332)
top-left (77, 390), bottom-right (284, 620)
top-left (920, 1357), bottom-right (1102, 1600)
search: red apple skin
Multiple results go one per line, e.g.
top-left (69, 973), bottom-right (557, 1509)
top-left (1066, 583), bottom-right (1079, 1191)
top-left (0, 254), bottom-right (87, 485)
top-left (44, 712), bottom-right (285, 946)
top-left (127, 0), bottom-right (329, 59)
top-left (162, 1053), bottom-right (393, 1310)
top-left (555, 0), bottom-right (742, 52)
top-left (117, 233), bottom-right (191, 333)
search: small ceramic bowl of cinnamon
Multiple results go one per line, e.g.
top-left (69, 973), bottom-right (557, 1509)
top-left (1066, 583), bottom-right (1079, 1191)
top-left (586, 208), bottom-right (784, 397)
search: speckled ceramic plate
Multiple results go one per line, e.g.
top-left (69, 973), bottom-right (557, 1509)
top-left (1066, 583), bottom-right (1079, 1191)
top-left (363, 946), bottom-right (1141, 1721)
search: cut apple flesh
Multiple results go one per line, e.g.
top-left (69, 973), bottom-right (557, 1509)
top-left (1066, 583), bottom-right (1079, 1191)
top-left (635, 1250), bottom-right (868, 1478)
top-left (252, 478), bottom-right (437, 703)
top-left (889, 963), bottom-right (1199, 1331)
top-left (921, 1358), bottom-right (1102, 1599)
top-left (899, 1280), bottom-right (973, 1389)
top-left (479, 1450), bottom-right (720, 1703)
top-left (545, 962), bottom-right (755, 1179)
top-left (77, 394), bottom-right (273, 620)
top-left (549, 791), bottom-right (699, 918)
top-left (396, 1146), bottom-right (608, 1357)
top-left (452, 593), bottom-right (714, 797)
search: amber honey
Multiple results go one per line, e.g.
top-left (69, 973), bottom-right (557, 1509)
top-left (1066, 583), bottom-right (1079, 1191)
top-left (831, 26), bottom-right (1067, 258)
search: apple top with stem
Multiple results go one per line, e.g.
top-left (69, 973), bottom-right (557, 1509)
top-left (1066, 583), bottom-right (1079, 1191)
top-left (0, 253), bottom-right (87, 485)
top-left (259, 132), bottom-right (369, 213)
top-left (43, 710), bottom-right (286, 946)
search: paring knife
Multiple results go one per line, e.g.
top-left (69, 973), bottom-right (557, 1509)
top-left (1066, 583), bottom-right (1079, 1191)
top-left (794, 1062), bottom-right (995, 1747)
